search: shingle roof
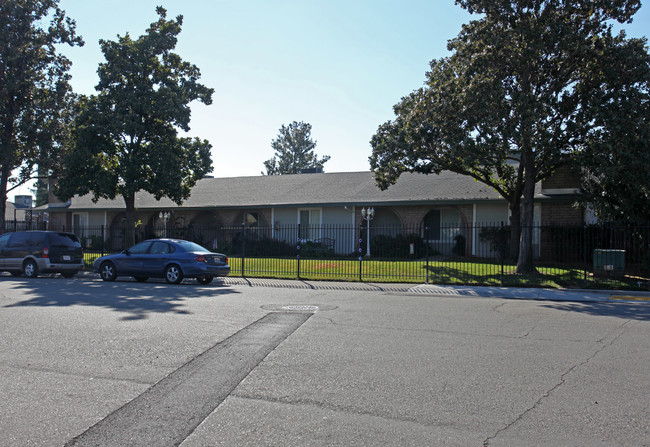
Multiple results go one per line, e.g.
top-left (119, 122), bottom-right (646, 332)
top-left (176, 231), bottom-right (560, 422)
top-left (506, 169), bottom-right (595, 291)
top-left (64, 171), bottom-right (514, 211)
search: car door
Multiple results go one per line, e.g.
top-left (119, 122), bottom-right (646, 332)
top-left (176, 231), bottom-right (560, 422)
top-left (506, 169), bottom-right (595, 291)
top-left (5, 232), bottom-right (30, 270)
top-left (118, 241), bottom-right (152, 275)
top-left (141, 241), bottom-right (174, 276)
top-left (0, 233), bottom-right (11, 270)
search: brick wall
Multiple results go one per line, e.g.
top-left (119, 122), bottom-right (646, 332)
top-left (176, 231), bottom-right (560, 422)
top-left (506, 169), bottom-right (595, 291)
top-left (541, 203), bottom-right (583, 226)
top-left (541, 165), bottom-right (580, 190)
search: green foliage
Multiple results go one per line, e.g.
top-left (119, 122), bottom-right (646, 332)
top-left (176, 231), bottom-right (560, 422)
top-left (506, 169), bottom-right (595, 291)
top-left (369, 233), bottom-right (429, 259)
top-left (453, 234), bottom-right (466, 257)
top-left (479, 226), bottom-right (510, 260)
top-left (299, 241), bottom-right (335, 259)
top-left (575, 34), bottom-right (650, 225)
top-left (369, 0), bottom-right (647, 273)
top-left (55, 7), bottom-right (213, 245)
top-left (0, 0), bottom-right (83, 230)
top-left (263, 121), bottom-right (330, 175)
top-left (225, 233), bottom-right (295, 258)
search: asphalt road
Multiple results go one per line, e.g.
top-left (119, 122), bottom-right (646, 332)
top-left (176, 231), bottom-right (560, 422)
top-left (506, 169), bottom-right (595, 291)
top-left (0, 275), bottom-right (648, 447)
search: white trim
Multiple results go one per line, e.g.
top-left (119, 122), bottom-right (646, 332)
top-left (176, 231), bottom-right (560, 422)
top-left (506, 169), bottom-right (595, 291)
top-left (472, 204), bottom-right (477, 256)
top-left (541, 188), bottom-right (579, 195)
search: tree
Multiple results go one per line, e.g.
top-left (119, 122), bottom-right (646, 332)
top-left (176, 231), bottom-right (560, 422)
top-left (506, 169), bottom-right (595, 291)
top-left (0, 0), bottom-right (83, 231)
top-left (369, 0), bottom-right (645, 273)
top-left (576, 34), bottom-right (650, 225)
top-left (56, 7), bottom-right (213, 245)
top-left (263, 121), bottom-right (330, 175)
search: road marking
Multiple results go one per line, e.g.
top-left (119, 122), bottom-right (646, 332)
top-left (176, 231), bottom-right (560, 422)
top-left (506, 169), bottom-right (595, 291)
top-left (65, 312), bottom-right (312, 447)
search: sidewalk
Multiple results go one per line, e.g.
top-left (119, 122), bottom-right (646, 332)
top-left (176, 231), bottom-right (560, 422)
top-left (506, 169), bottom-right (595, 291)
top-left (216, 276), bottom-right (650, 303)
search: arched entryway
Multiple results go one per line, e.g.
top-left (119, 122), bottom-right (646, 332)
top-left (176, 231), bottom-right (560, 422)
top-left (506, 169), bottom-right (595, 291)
top-left (421, 208), bottom-right (467, 256)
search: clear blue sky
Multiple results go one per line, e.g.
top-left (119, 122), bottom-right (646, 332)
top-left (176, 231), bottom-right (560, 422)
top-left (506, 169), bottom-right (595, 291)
top-left (14, 0), bottom-right (650, 197)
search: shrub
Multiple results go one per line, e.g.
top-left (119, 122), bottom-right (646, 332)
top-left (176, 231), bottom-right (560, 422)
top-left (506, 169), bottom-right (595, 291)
top-left (479, 226), bottom-right (510, 259)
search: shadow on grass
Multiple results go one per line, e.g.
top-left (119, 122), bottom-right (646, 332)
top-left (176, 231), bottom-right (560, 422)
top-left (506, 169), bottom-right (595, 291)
top-left (423, 261), bottom-right (646, 290)
top-left (2, 275), bottom-right (239, 321)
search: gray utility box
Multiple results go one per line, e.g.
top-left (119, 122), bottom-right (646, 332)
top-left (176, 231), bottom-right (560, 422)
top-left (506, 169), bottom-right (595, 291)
top-left (593, 249), bottom-right (625, 278)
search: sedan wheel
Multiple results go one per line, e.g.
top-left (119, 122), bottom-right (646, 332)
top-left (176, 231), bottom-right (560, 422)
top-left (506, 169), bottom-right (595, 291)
top-left (100, 261), bottom-right (117, 281)
top-left (197, 275), bottom-right (214, 285)
top-left (164, 264), bottom-right (183, 284)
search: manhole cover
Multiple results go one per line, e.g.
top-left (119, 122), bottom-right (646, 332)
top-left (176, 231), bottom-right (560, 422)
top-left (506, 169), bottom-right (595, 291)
top-left (261, 304), bottom-right (338, 312)
top-left (281, 305), bottom-right (320, 311)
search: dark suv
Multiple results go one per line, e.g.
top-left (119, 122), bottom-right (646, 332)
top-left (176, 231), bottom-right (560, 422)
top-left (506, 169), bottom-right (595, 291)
top-left (0, 231), bottom-right (84, 278)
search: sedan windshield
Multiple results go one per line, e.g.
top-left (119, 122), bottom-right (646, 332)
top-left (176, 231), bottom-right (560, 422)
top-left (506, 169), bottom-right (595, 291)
top-left (176, 240), bottom-right (210, 253)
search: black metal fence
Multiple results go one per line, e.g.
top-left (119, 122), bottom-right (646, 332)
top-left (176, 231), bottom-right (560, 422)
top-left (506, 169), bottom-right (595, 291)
top-left (19, 221), bottom-right (647, 289)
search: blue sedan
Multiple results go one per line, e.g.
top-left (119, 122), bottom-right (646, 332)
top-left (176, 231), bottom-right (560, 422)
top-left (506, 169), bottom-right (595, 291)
top-left (92, 239), bottom-right (230, 284)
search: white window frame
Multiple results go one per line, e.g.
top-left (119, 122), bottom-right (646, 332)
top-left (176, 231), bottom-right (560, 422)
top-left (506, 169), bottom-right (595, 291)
top-left (297, 208), bottom-right (322, 241)
top-left (72, 212), bottom-right (88, 237)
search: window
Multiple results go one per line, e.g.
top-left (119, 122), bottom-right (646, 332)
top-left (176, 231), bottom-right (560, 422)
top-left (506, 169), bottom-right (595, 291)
top-left (299, 209), bottom-right (321, 240)
top-left (73, 213), bottom-right (88, 237)
top-left (127, 241), bottom-right (152, 254)
top-left (149, 241), bottom-right (172, 254)
top-left (48, 233), bottom-right (81, 248)
top-left (423, 210), bottom-right (441, 241)
top-left (0, 233), bottom-right (10, 250)
top-left (244, 212), bottom-right (259, 227)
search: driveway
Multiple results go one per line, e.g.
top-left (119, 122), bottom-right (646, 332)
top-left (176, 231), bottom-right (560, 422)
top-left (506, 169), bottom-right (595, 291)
top-left (1, 275), bottom-right (648, 446)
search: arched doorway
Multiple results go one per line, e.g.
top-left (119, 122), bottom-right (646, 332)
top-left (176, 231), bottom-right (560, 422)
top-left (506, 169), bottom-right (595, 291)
top-left (422, 208), bottom-right (466, 256)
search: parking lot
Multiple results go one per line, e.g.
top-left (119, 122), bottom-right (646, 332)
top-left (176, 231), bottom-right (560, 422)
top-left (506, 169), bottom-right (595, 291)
top-left (1, 275), bottom-right (648, 446)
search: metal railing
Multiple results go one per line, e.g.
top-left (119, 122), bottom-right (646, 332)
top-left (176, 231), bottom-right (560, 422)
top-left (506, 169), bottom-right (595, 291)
top-left (8, 222), bottom-right (649, 288)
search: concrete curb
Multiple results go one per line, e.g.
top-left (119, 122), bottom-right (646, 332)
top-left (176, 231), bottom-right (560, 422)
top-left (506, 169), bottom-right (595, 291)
top-left (74, 271), bottom-right (650, 304)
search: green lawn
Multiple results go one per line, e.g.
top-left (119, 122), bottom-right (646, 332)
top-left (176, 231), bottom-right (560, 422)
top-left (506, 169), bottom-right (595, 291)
top-left (227, 257), bottom-right (590, 288)
top-left (84, 252), bottom-right (641, 289)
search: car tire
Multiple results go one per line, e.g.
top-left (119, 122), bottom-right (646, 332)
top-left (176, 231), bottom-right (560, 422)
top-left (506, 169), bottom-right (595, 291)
top-left (100, 261), bottom-right (117, 282)
top-left (134, 276), bottom-right (148, 282)
top-left (197, 275), bottom-right (214, 285)
top-left (164, 264), bottom-right (183, 284)
top-left (23, 259), bottom-right (39, 278)
top-left (61, 271), bottom-right (77, 278)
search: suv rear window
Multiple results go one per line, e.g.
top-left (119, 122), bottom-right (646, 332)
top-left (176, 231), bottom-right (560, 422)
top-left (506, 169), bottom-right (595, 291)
top-left (48, 233), bottom-right (81, 247)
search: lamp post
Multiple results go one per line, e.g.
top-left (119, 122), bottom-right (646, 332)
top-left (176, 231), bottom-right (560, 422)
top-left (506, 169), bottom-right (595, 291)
top-left (361, 207), bottom-right (375, 257)
top-left (159, 211), bottom-right (170, 237)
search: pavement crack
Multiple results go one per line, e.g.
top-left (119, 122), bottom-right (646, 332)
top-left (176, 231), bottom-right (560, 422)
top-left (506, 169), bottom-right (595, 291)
top-left (482, 320), bottom-right (633, 446)
top-left (6, 363), bottom-right (154, 386)
top-left (230, 393), bottom-right (452, 429)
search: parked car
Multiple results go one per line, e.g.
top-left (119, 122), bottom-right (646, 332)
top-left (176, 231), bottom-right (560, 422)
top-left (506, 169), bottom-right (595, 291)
top-left (92, 238), bottom-right (230, 284)
top-left (0, 231), bottom-right (84, 278)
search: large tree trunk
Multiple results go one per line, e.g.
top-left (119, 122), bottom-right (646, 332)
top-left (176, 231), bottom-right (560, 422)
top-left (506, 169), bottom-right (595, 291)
top-left (516, 162), bottom-right (537, 274)
top-left (0, 164), bottom-right (10, 233)
top-left (123, 193), bottom-right (136, 248)
top-left (508, 199), bottom-right (521, 261)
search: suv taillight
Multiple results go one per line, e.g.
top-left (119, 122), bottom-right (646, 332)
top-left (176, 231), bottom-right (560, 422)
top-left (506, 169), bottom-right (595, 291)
top-left (43, 247), bottom-right (49, 258)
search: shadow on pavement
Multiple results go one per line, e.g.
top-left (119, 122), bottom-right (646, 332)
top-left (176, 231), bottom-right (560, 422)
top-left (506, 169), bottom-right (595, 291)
top-left (2, 276), bottom-right (239, 321)
top-left (542, 300), bottom-right (650, 321)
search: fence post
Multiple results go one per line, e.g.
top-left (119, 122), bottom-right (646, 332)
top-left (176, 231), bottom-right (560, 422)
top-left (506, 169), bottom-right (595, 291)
top-left (583, 223), bottom-right (588, 284)
top-left (297, 225), bottom-right (301, 280)
top-left (425, 226), bottom-right (429, 284)
top-left (101, 224), bottom-right (105, 256)
top-left (358, 231), bottom-right (363, 282)
top-left (500, 222), bottom-right (505, 286)
top-left (241, 223), bottom-right (246, 278)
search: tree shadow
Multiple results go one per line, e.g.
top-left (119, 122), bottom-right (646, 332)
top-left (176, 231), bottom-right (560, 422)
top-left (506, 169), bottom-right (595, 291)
top-left (2, 276), bottom-right (240, 321)
top-left (541, 301), bottom-right (650, 321)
